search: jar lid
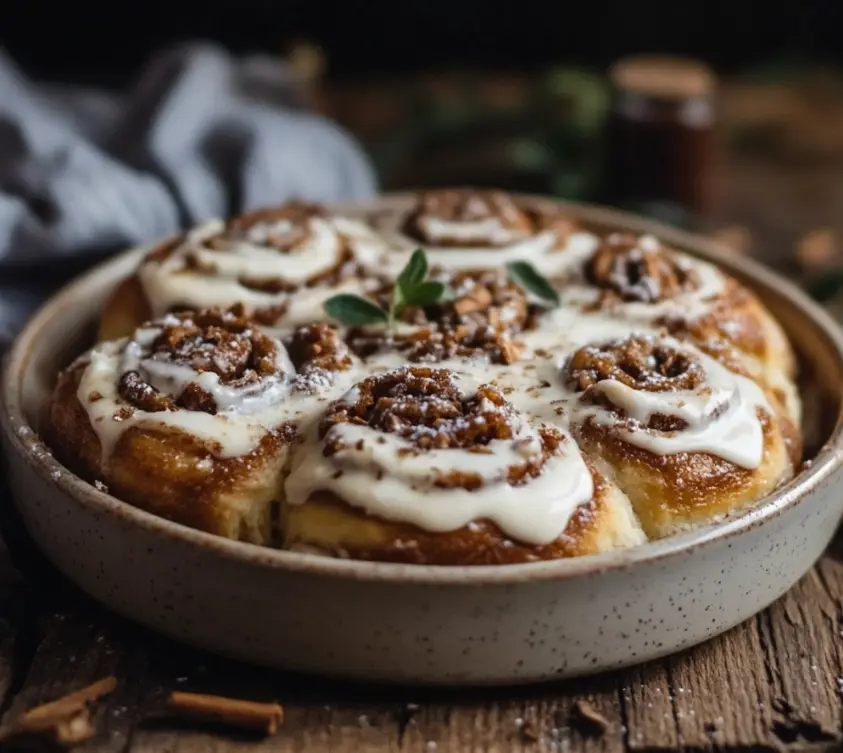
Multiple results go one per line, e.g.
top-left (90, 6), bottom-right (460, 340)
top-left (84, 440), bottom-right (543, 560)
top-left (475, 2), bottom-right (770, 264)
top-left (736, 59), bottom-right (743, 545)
top-left (609, 56), bottom-right (715, 100)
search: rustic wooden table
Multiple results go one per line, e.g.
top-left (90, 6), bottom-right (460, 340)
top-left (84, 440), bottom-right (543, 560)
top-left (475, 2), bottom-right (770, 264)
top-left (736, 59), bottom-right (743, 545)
top-left (4, 75), bottom-right (843, 752)
top-left (1, 499), bottom-right (842, 752)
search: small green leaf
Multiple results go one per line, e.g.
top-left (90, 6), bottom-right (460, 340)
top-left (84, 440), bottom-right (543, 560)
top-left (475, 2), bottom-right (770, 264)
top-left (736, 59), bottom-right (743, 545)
top-left (390, 283), bottom-right (406, 318)
top-left (437, 285), bottom-right (455, 302)
top-left (403, 280), bottom-right (449, 308)
top-left (507, 261), bottom-right (560, 307)
top-left (324, 294), bottom-right (389, 326)
top-left (397, 248), bottom-right (428, 293)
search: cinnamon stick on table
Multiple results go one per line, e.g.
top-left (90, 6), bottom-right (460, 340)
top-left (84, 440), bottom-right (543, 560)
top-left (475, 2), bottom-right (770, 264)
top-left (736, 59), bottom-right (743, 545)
top-left (168, 691), bottom-right (284, 735)
top-left (1, 676), bottom-right (117, 745)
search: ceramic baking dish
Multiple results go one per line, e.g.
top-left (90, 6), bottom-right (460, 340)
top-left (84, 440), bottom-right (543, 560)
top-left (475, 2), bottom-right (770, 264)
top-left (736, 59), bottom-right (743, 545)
top-left (3, 197), bottom-right (843, 685)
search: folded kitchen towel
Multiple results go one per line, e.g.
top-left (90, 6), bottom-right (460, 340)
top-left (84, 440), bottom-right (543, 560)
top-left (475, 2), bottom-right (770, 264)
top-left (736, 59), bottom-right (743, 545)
top-left (0, 41), bottom-right (377, 349)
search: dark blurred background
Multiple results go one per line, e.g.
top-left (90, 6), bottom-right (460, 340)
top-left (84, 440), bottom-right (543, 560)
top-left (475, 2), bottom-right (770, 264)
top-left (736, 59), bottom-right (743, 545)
top-left (3, 0), bottom-right (843, 291)
top-left (2, 1), bottom-right (842, 83)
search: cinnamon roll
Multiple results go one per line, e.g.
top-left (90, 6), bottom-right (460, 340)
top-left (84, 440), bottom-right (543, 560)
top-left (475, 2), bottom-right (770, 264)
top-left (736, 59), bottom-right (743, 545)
top-left (573, 233), bottom-right (798, 388)
top-left (49, 307), bottom-right (358, 544)
top-left (99, 201), bottom-right (386, 341)
top-left (560, 334), bottom-right (800, 539)
top-left (281, 367), bottom-right (645, 564)
top-left (375, 188), bottom-right (597, 276)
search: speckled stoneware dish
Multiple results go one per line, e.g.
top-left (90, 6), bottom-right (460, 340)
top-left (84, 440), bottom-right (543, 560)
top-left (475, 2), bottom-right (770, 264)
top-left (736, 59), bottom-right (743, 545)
top-left (3, 196), bottom-right (843, 686)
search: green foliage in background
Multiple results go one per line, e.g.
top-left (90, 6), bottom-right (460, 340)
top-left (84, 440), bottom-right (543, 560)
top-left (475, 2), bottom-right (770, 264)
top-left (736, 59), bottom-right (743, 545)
top-left (369, 67), bottom-right (610, 201)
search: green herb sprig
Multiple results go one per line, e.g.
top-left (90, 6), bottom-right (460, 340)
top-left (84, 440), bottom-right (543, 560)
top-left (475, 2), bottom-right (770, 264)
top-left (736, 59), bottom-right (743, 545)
top-left (324, 249), bottom-right (450, 329)
top-left (506, 260), bottom-right (560, 307)
top-left (324, 252), bottom-right (559, 328)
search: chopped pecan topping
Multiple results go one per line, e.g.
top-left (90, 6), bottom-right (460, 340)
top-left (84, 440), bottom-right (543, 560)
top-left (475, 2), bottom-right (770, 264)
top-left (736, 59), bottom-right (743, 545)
top-left (118, 306), bottom-right (284, 414)
top-left (380, 270), bottom-right (532, 330)
top-left (251, 304), bottom-right (290, 327)
top-left (286, 323), bottom-right (353, 373)
top-left (585, 235), bottom-right (699, 304)
top-left (321, 368), bottom-right (565, 488)
top-left (118, 371), bottom-right (173, 413)
top-left (321, 368), bottom-right (519, 450)
top-left (436, 271), bottom-right (532, 331)
top-left (564, 335), bottom-right (705, 393)
top-left (352, 270), bottom-right (534, 364)
top-left (392, 327), bottom-right (524, 365)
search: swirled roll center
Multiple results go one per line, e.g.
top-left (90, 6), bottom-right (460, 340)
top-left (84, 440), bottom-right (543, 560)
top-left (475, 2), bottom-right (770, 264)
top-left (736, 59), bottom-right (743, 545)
top-left (402, 189), bottom-right (534, 247)
top-left (118, 307), bottom-right (292, 415)
top-left (585, 235), bottom-right (701, 304)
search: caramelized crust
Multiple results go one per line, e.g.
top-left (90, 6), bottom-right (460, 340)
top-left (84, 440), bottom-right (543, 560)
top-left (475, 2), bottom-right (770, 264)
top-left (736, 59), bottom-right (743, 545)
top-left (51, 307), bottom-right (298, 544)
top-left (561, 333), bottom-right (799, 539)
top-left (281, 363), bottom-right (647, 563)
top-left (573, 409), bottom-right (796, 540)
top-left (282, 465), bottom-right (645, 565)
top-left (98, 275), bottom-right (154, 342)
top-left (49, 362), bottom-right (291, 543)
top-left (659, 279), bottom-right (797, 379)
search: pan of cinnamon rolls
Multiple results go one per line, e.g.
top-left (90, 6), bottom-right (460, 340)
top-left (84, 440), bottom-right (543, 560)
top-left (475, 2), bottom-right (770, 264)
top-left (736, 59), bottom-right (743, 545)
top-left (33, 188), bottom-right (807, 565)
top-left (5, 188), bottom-right (843, 684)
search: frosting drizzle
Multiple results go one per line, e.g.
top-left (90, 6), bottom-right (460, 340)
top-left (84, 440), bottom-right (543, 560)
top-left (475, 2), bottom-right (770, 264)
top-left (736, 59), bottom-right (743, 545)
top-left (284, 367), bottom-right (595, 545)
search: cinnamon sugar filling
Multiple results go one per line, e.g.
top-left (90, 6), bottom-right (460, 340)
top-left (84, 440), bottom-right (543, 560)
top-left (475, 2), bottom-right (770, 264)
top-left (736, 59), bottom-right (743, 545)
top-left (564, 335), bottom-right (705, 394)
top-left (585, 235), bottom-right (700, 304)
top-left (117, 306), bottom-right (284, 415)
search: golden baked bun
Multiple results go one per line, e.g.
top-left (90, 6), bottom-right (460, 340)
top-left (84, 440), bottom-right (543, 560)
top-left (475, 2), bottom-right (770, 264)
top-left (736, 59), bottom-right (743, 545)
top-left (49, 306), bottom-right (359, 544)
top-left (560, 334), bottom-right (801, 539)
top-left (282, 367), bottom-right (646, 564)
top-left (98, 274), bottom-right (155, 342)
top-left (99, 201), bottom-right (387, 341)
top-left (373, 187), bottom-right (592, 276)
top-left (556, 231), bottom-right (801, 424)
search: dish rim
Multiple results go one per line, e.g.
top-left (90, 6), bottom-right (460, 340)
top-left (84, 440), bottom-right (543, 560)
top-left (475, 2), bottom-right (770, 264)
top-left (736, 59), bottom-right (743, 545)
top-left (4, 193), bottom-right (843, 586)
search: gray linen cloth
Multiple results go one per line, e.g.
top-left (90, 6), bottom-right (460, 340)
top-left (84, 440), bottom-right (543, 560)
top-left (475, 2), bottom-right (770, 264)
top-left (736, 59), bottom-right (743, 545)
top-left (0, 41), bottom-right (377, 348)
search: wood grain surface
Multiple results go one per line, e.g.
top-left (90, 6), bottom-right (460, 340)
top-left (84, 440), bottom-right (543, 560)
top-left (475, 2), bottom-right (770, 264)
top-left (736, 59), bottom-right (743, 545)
top-left (0, 533), bottom-right (842, 752)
